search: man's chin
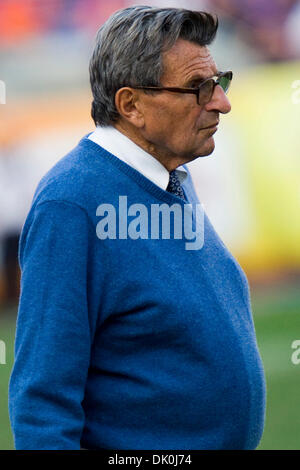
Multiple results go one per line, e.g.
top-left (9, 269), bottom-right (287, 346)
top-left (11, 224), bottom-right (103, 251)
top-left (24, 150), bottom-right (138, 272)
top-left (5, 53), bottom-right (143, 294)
top-left (194, 137), bottom-right (215, 158)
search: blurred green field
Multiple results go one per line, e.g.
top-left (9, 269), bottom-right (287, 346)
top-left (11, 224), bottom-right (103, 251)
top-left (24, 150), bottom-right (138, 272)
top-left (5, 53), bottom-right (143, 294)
top-left (0, 283), bottom-right (300, 450)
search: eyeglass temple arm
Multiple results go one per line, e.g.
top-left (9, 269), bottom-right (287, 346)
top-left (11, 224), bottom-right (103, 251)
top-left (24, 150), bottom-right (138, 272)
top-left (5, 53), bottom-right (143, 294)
top-left (133, 86), bottom-right (200, 94)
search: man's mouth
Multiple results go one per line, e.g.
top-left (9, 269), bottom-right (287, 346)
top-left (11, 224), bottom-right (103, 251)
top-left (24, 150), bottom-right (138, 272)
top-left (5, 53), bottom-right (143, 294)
top-left (202, 121), bottom-right (219, 130)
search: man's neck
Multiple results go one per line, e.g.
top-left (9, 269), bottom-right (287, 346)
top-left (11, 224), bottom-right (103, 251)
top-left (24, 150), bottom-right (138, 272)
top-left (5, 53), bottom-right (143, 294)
top-left (114, 121), bottom-right (187, 172)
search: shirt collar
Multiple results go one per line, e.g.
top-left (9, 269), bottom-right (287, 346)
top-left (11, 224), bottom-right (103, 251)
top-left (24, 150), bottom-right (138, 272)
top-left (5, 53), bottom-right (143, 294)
top-left (88, 125), bottom-right (187, 190)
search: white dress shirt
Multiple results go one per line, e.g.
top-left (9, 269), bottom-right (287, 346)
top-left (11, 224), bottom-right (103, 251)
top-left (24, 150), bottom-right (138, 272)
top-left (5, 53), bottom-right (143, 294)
top-left (88, 125), bottom-right (187, 190)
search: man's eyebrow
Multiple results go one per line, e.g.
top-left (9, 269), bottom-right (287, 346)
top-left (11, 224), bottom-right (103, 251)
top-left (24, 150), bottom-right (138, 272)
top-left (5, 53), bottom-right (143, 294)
top-left (184, 71), bottom-right (221, 87)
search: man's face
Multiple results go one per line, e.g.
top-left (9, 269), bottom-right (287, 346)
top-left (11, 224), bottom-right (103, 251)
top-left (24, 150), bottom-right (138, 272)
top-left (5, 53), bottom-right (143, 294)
top-left (137, 39), bottom-right (231, 165)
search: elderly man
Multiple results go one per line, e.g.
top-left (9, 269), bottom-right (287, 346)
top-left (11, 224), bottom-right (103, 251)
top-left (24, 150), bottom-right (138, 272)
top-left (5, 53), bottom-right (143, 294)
top-left (9, 6), bottom-right (265, 450)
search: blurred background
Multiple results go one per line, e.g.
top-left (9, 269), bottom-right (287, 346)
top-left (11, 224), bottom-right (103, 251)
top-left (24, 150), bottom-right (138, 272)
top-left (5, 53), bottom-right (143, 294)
top-left (0, 0), bottom-right (300, 450)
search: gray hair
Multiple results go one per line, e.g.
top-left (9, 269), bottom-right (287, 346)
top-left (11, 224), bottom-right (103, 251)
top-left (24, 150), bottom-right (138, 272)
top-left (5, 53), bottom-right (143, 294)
top-left (89, 6), bottom-right (218, 126)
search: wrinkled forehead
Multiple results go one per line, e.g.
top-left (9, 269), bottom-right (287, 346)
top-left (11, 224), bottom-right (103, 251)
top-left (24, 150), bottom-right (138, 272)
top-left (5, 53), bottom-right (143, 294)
top-left (161, 39), bottom-right (218, 84)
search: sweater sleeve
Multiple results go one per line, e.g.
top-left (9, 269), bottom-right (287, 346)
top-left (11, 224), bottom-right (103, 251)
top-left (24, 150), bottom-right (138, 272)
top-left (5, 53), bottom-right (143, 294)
top-left (9, 200), bottom-right (94, 450)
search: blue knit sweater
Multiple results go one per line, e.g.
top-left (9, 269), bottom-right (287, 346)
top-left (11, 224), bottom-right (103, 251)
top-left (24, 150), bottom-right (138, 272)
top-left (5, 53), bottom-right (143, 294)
top-left (9, 135), bottom-right (266, 450)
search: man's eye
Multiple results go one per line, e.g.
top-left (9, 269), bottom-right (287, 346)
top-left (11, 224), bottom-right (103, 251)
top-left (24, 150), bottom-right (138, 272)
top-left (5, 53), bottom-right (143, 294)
top-left (191, 81), bottom-right (204, 88)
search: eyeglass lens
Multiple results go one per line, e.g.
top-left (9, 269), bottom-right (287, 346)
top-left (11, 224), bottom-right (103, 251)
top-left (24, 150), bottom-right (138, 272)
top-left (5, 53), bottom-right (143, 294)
top-left (198, 73), bottom-right (231, 104)
top-left (218, 75), bottom-right (231, 93)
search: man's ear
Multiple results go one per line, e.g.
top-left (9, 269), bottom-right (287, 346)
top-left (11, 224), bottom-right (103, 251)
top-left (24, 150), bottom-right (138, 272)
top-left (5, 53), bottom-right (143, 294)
top-left (115, 87), bottom-right (145, 128)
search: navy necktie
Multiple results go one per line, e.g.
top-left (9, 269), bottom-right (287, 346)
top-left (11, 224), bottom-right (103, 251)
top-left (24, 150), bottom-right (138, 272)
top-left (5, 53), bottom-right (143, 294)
top-left (166, 170), bottom-right (186, 201)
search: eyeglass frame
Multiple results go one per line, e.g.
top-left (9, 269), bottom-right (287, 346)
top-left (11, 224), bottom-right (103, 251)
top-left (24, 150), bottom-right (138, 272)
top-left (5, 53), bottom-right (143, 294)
top-left (131, 71), bottom-right (233, 105)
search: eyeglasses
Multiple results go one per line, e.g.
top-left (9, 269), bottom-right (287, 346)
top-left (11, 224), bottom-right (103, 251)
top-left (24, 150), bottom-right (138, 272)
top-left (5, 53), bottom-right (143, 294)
top-left (132, 71), bottom-right (233, 105)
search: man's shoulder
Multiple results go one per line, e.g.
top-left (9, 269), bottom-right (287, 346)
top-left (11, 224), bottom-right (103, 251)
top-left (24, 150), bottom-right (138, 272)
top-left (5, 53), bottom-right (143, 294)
top-left (32, 135), bottom-right (112, 209)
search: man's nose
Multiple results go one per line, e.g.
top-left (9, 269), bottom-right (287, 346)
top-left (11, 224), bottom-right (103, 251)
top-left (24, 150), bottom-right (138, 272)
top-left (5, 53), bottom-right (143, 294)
top-left (205, 84), bottom-right (231, 114)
